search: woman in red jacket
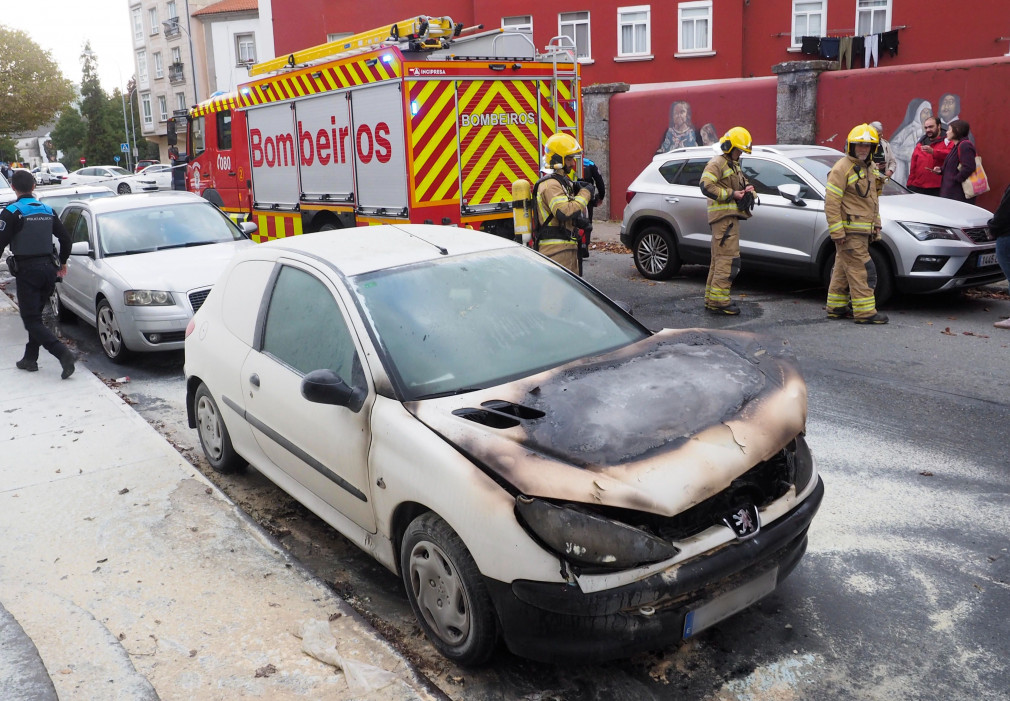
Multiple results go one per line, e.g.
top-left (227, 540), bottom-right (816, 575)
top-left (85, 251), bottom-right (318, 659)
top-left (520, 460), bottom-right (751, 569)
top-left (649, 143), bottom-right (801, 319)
top-left (939, 120), bottom-right (976, 201)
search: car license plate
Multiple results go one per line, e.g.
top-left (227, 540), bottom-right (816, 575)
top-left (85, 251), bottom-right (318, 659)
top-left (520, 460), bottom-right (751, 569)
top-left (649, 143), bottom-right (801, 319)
top-left (683, 567), bottom-right (778, 638)
top-left (978, 253), bottom-right (998, 267)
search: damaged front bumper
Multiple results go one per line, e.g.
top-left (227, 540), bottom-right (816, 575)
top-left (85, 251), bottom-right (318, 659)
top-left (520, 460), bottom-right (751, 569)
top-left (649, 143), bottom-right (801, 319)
top-left (485, 476), bottom-right (824, 663)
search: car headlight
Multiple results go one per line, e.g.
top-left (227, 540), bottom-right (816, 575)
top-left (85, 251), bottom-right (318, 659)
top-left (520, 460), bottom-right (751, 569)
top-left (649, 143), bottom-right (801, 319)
top-left (124, 290), bottom-right (175, 306)
top-left (515, 496), bottom-right (679, 570)
top-left (898, 221), bottom-right (961, 241)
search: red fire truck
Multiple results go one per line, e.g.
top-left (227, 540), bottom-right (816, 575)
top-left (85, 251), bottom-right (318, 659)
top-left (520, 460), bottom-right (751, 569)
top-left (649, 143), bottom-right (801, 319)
top-left (185, 15), bottom-right (581, 242)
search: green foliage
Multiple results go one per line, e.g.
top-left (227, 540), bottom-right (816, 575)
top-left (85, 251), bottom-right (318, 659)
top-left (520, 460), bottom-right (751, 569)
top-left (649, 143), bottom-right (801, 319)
top-left (0, 135), bottom-right (18, 163)
top-left (0, 26), bottom-right (75, 133)
top-left (52, 107), bottom-right (87, 169)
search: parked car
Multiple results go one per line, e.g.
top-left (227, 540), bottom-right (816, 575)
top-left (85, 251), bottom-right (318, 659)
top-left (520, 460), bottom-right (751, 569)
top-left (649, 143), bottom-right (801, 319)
top-left (56, 191), bottom-right (256, 361)
top-left (621, 145), bottom-right (1003, 303)
top-left (138, 163), bottom-right (174, 190)
top-left (36, 162), bottom-right (69, 185)
top-left (63, 165), bottom-right (158, 195)
top-left (0, 173), bottom-right (14, 206)
top-left (184, 225), bottom-right (823, 665)
top-left (35, 184), bottom-right (116, 216)
top-left (135, 158), bottom-right (160, 173)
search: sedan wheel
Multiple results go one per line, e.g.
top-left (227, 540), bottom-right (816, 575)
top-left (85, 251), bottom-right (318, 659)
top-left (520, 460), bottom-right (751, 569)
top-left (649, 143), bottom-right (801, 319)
top-left (194, 383), bottom-right (245, 473)
top-left (117, 182), bottom-right (132, 194)
top-left (96, 300), bottom-right (130, 362)
top-left (633, 226), bottom-right (681, 280)
top-left (401, 513), bottom-right (498, 666)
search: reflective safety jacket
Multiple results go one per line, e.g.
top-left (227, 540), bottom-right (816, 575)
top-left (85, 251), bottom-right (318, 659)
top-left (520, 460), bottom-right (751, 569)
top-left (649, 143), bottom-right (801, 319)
top-left (536, 174), bottom-right (590, 243)
top-left (825, 155), bottom-right (881, 240)
top-left (700, 154), bottom-right (751, 224)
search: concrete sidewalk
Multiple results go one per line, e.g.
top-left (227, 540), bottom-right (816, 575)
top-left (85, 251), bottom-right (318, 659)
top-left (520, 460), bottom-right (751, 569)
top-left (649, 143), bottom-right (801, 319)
top-left (0, 289), bottom-right (441, 700)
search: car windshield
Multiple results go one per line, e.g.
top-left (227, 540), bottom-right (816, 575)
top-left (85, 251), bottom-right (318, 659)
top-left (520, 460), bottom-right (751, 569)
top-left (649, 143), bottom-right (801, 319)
top-left (49, 164), bottom-right (67, 174)
top-left (351, 249), bottom-right (649, 400)
top-left (107, 167), bottom-right (131, 176)
top-left (97, 202), bottom-right (245, 256)
top-left (39, 190), bottom-right (116, 216)
top-left (792, 155), bottom-right (908, 196)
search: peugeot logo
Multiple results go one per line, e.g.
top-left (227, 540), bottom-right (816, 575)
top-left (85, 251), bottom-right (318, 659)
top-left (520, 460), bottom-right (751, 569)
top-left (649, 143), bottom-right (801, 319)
top-left (722, 504), bottom-right (761, 540)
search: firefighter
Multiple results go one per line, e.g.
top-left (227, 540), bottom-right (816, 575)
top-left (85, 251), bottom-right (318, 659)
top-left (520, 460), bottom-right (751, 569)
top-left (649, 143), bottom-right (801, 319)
top-left (535, 134), bottom-right (594, 275)
top-left (700, 126), bottom-right (755, 315)
top-left (824, 124), bottom-right (889, 325)
top-left (0, 170), bottom-right (75, 378)
top-left (566, 155), bottom-right (606, 263)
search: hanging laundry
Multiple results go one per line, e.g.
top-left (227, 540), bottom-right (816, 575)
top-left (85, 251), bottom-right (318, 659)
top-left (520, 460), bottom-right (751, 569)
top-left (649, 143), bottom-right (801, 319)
top-left (881, 30), bottom-right (899, 57)
top-left (801, 36), bottom-right (821, 56)
top-left (819, 37), bottom-right (840, 60)
top-left (864, 34), bottom-right (879, 68)
top-left (838, 37), bottom-right (854, 69)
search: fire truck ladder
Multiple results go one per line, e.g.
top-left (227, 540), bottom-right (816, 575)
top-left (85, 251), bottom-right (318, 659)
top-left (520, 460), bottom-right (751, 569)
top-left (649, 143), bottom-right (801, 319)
top-left (248, 15), bottom-right (463, 76)
top-left (544, 35), bottom-right (579, 136)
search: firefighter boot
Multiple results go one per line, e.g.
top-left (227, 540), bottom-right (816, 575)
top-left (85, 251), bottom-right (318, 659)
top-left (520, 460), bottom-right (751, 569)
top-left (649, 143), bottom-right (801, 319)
top-left (706, 302), bottom-right (741, 315)
top-left (854, 312), bottom-right (889, 325)
top-left (826, 305), bottom-right (854, 319)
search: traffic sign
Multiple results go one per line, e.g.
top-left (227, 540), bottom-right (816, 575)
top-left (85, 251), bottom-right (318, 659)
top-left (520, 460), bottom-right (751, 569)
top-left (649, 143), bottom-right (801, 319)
top-left (80, 157), bottom-right (86, 164)
top-left (121, 143), bottom-right (129, 152)
top-left (114, 156), bottom-right (121, 163)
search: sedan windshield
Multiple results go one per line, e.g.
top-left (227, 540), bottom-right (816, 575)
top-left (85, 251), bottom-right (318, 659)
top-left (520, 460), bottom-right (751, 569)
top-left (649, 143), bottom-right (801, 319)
top-left (352, 249), bottom-right (649, 400)
top-left (792, 155), bottom-right (908, 196)
top-left (97, 202), bottom-right (245, 256)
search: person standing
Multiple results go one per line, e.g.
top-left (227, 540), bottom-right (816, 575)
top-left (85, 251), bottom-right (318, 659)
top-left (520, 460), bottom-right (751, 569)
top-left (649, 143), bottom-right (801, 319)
top-left (535, 134), bottom-right (594, 275)
top-left (567, 154), bottom-right (606, 264)
top-left (824, 124), bottom-right (889, 325)
top-left (699, 126), bottom-right (755, 315)
top-left (906, 117), bottom-right (949, 196)
top-left (869, 121), bottom-right (896, 178)
top-left (988, 183), bottom-right (1010, 329)
top-left (939, 120), bottom-right (976, 202)
top-left (0, 170), bottom-right (75, 377)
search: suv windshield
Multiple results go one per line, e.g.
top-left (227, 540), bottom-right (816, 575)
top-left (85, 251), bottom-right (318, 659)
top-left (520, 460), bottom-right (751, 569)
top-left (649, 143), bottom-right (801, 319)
top-left (352, 249), bottom-right (648, 399)
top-left (97, 202), bottom-right (245, 256)
top-left (793, 155), bottom-right (908, 196)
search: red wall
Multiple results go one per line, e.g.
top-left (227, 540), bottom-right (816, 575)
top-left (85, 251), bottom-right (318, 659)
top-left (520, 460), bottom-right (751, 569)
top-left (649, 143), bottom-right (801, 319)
top-left (608, 77), bottom-right (777, 219)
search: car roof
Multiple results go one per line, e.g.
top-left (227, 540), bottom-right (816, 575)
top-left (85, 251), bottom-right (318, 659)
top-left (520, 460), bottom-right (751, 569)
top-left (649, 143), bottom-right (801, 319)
top-left (653, 144), bottom-right (844, 161)
top-left (37, 184), bottom-right (116, 197)
top-left (260, 224), bottom-right (517, 277)
top-left (77, 190), bottom-right (205, 213)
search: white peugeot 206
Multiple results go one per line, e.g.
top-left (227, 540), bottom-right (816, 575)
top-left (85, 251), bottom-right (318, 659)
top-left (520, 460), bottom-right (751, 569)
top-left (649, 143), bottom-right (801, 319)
top-left (184, 224), bottom-right (824, 665)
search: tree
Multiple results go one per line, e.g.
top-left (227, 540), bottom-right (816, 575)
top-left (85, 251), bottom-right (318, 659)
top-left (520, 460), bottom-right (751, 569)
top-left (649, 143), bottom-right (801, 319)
top-left (0, 26), bottom-right (75, 134)
top-left (79, 43), bottom-right (122, 165)
top-left (52, 107), bottom-right (87, 168)
top-left (0, 135), bottom-right (18, 163)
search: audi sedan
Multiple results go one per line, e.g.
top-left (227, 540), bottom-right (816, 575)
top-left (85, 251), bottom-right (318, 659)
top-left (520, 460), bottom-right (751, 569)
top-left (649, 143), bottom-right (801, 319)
top-left (184, 224), bottom-right (823, 665)
top-left (56, 191), bottom-right (255, 361)
top-left (622, 145), bottom-right (1002, 303)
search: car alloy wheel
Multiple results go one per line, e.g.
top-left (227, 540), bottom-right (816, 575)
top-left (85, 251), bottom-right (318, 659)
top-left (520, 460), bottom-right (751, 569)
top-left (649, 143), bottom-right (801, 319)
top-left (117, 182), bottom-right (132, 194)
top-left (634, 225), bottom-right (681, 280)
top-left (401, 513), bottom-right (498, 666)
top-left (194, 383), bottom-right (245, 473)
top-left (96, 299), bottom-right (130, 362)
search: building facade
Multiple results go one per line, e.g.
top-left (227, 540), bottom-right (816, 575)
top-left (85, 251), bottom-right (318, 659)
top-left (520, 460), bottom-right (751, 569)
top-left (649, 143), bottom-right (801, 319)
top-left (192, 0), bottom-right (275, 97)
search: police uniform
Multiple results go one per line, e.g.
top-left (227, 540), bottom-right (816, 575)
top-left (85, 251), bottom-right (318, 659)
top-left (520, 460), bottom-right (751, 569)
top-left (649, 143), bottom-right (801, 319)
top-left (700, 153), bottom-right (752, 311)
top-left (0, 194), bottom-right (75, 376)
top-left (536, 173), bottom-right (591, 275)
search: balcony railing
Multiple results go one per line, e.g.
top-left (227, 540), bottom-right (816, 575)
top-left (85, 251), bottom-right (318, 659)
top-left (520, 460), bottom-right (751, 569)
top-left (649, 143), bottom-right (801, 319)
top-left (163, 17), bottom-right (181, 39)
top-left (168, 62), bottom-right (186, 85)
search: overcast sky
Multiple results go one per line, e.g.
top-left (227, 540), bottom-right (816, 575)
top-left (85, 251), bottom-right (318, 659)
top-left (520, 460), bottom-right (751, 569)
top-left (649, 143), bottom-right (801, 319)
top-left (3, 0), bottom-right (135, 93)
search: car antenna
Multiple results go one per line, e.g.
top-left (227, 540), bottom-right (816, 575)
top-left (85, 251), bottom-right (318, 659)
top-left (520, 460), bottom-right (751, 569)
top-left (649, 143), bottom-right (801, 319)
top-left (397, 227), bottom-right (449, 255)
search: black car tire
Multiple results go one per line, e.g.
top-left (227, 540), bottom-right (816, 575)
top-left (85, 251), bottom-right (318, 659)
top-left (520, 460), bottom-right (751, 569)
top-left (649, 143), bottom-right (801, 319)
top-left (401, 512), bottom-right (498, 666)
top-left (194, 383), bottom-right (246, 474)
top-left (820, 245), bottom-right (893, 307)
top-left (117, 182), bottom-right (132, 194)
top-left (633, 225), bottom-right (681, 280)
top-left (96, 299), bottom-right (131, 362)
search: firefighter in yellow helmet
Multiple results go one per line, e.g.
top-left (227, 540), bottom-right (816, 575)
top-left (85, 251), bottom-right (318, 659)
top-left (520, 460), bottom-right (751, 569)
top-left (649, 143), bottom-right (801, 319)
top-left (824, 123), bottom-right (889, 324)
top-left (700, 126), bottom-right (756, 314)
top-left (535, 133), bottom-right (594, 275)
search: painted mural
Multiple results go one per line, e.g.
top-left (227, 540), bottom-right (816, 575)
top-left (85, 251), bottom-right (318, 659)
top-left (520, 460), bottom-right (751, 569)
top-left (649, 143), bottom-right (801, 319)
top-left (887, 93), bottom-right (969, 187)
top-left (656, 100), bottom-right (718, 153)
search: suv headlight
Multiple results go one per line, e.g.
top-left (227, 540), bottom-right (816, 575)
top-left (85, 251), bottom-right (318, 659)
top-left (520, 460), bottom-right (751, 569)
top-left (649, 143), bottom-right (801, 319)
top-left (516, 496), bottom-right (679, 569)
top-left (124, 290), bottom-right (174, 306)
top-left (898, 221), bottom-right (961, 241)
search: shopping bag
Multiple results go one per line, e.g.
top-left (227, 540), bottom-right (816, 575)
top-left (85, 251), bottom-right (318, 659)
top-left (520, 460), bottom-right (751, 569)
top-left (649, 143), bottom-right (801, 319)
top-left (961, 156), bottom-right (990, 199)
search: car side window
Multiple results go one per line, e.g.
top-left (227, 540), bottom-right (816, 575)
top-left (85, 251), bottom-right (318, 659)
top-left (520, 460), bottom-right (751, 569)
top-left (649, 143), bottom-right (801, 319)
top-left (72, 212), bottom-right (91, 246)
top-left (741, 159), bottom-right (823, 201)
top-left (672, 159), bottom-right (709, 187)
top-left (61, 208), bottom-right (81, 237)
top-left (261, 265), bottom-right (362, 387)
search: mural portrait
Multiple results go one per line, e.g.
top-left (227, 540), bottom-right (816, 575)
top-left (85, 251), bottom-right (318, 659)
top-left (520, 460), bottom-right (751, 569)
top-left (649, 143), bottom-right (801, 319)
top-left (656, 100), bottom-right (718, 153)
top-left (889, 98), bottom-right (933, 187)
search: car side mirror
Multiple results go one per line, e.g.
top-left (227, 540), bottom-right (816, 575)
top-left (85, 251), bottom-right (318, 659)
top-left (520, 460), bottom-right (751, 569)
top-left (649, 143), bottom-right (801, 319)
top-left (301, 368), bottom-right (365, 412)
top-left (239, 221), bottom-right (258, 236)
top-left (70, 240), bottom-right (92, 257)
top-left (778, 183), bottom-right (807, 206)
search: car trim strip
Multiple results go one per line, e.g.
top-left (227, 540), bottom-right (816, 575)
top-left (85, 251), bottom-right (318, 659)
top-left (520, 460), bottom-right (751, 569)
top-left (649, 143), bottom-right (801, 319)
top-left (221, 394), bottom-right (368, 502)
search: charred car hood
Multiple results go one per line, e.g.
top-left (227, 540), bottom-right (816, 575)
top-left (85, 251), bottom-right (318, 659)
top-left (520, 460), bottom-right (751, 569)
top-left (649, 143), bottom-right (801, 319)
top-left (407, 329), bottom-right (807, 517)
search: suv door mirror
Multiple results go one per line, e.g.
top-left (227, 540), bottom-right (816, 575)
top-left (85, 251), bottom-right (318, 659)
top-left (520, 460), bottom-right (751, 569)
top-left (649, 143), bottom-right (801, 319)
top-left (778, 183), bottom-right (807, 206)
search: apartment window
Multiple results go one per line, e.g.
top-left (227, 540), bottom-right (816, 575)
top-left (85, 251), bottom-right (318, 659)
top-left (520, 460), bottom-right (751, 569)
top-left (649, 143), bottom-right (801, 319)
top-left (558, 11), bottom-right (591, 61)
top-left (154, 52), bottom-right (164, 79)
top-left (235, 33), bottom-right (256, 65)
top-left (502, 15), bottom-right (533, 33)
top-left (617, 6), bottom-right (650, 57)
top-left (137, 50), bottom-right (148, 83)
top-left (141, 92), bottom-right (153, 128)
top-left (158, 95), bottom-right (168, 121)
top-left (856, 0), bottom-right (890, 35)
top-left (172, 47), bottom-right (182, 65)
top-left (167, 1), bottom-right (177, 19)
top-left (176, 92), bottom-right (187, 112)
top-left (149, 7), bottom-right (159, 34)
top-left (678, 1), bottom-right (712, 54)
top-left (131, 7), bottom-right (143, 41)
top-left (792, 1), bottom-right (825, 45)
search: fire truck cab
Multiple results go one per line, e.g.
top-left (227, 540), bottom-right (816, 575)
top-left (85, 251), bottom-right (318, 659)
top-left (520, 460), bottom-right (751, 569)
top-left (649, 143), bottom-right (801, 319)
top-left (186, 16), bottom-right (581, 242)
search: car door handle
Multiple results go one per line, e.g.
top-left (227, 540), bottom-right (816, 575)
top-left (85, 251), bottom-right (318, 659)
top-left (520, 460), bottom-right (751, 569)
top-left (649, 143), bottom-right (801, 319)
top-left (249, 373), bottom-right (260, 388)
top-left (664, 197), bottom-right (679, 204)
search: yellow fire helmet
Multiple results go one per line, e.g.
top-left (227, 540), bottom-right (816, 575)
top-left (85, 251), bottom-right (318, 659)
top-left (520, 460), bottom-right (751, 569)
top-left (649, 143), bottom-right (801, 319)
top-left (719, 126), bottom-right (753, 155)
top-left (846, 123), bottom-right (881, 158)
top-left (544, 133), bottom-right (583, 170)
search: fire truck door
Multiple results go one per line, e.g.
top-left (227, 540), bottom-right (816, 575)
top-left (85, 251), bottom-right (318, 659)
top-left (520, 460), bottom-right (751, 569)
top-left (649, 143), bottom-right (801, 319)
top-left (349, 83), bottom-right (407, 214)
top-left (247, 103), bottom-right (300, 208)
top-left (209, 110), bottom-right (240, 200)
top-left (295, 92), bottom-right (354, 203)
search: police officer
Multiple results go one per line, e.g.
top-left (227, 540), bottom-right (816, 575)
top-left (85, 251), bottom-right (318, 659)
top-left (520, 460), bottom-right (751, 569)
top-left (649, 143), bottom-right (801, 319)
top-left (0, 170), bottom-right (76, 377)
top-left (825, 124), bottom-right (889, 325)
top-left (700, 127), bottom-right (755, 315)
top-left (535, 134), bottom-right (594, 275)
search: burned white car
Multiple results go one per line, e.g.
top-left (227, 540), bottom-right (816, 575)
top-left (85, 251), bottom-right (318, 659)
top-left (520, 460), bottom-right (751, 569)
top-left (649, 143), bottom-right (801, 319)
top-left (184, 225), bottom-right (823, 665)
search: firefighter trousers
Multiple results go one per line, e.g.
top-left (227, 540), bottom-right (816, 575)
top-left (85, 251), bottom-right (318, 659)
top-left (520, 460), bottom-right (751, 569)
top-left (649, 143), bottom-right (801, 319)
top-left (705, 218), bottom-right (741, 308)
top-left (826, 234), bottom-right (877, 318)
top-left (539, 240), bottom-right (580, 275)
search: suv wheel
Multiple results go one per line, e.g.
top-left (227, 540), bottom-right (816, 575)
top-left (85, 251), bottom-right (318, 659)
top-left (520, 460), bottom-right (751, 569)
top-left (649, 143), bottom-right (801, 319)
top-left (633, 226), bottom-right (681, 280)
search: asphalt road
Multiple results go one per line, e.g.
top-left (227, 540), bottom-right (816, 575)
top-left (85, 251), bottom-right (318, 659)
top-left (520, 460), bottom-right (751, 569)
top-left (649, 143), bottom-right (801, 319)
top-left (8, 249), bottom-right (1008, 700)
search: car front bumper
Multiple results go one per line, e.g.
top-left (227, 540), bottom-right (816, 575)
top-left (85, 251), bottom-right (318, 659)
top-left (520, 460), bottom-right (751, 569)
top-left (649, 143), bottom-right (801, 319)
top-left (118, 307), bottom-right (191, 352)
top-left (485, 477), bottom-right (824, 663)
